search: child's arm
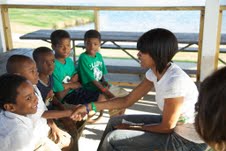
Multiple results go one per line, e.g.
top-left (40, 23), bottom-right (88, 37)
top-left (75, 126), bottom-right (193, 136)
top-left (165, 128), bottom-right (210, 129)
top-left (92, 80), bottom-right (115, 98)
top-left (52, 96), bottom-right (66, 110)
top-left (42, 109), bottom-right (73, 119)
top-left (70, 73), bottom-right (79, 83)
top-left (55, 81), bottom-right (81, 100)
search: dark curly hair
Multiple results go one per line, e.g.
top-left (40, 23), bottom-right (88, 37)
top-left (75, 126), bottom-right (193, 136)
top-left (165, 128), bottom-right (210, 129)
top-left (84, 29), bottom-right (101, 42)
top-left (0, 74), bottom-right (27, 110)
top-left (50, 29), bottom-right (70, 46)
top-left (195, 66), bottom-right (226, 151)
top-left (33, 46), bottom-right (53, 63)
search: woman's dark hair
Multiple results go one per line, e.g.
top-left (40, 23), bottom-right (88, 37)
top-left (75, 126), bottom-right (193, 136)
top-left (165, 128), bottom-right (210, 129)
top-left (195, 66), bottom-right (226, 150)
top-left (50, 29), bottom-right (70, 46)
top-left (0, 74), bottom-right (27, 110)
top-left (137, 28), bottom-right (178, 73)
top-left (33, 46), bottom-right (53, 62)
top-left (84, 29), bottom-right (101, 41)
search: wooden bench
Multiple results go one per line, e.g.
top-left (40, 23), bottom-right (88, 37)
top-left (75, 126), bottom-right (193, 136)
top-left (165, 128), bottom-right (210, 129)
top-left (0, 48), bottom-right (197, 87)
top-left (76, 42), bottom-right (226, 64)
top-left (76, 42), bottom-right (226, 53)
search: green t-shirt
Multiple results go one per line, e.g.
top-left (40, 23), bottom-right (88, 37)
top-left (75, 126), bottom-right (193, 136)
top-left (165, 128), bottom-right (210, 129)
top-left (78, 52), bottom-right (107, 91)
top-left (53, 57), bottom-right (77, 93)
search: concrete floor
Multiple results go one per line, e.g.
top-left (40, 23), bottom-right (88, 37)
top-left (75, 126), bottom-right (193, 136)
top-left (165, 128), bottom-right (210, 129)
top-left (78, 88), bottom-right (161, 151)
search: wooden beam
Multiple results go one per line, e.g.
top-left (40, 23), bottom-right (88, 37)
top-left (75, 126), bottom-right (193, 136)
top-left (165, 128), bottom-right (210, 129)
top-left (1, 7), bottom-right (13, 51)
top-left (0, 4), bottom-right (204, 11)
top-left (197, 10), bottom-right (205, 81)
top-left (0, 8), bottom-right (6, 52)
top-left (94, 10), bottom-right (99, 31)
top-left (200, 0), bottom-right (220, 81)
top-left (214, 9), bottom-right (223, 69)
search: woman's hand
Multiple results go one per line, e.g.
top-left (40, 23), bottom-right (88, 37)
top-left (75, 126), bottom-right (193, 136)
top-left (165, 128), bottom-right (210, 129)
top-left (70, 105), bottom-right (87, 121)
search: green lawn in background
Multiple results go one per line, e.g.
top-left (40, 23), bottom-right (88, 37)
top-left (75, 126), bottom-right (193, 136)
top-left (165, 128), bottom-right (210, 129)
top-left (9, 9), bottom-right (94, 28)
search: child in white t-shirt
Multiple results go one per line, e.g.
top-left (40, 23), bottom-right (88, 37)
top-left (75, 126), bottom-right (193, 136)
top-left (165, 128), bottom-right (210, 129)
top-left (6, 55), bottom-right (75, 151)
top-left (0, 74), bottom-right (37, 151)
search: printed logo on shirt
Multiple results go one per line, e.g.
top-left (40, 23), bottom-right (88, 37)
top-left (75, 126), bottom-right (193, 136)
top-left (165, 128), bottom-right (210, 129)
top-left (93, 67), bottom-right (102, 81)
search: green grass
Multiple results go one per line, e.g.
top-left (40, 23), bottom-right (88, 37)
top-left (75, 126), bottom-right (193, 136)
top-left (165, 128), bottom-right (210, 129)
top-left (9, 8), bottom-right (94, 28)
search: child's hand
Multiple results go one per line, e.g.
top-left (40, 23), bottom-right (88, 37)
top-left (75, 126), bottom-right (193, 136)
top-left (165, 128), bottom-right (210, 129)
top-left (46, 90), bottom-right (54, 99)
top-left (45, 90), bottom-right (54, 106)
top-left (105, 89), bottom-right (115, 98)
top-left (102, 81), bottom-right (110, 88)
top-left (70, 105), bottom-right (87, 121)
top-left (50, 125), bottom-right (71, 147)
top-left (63, 82), bottom-right (81, 90)
top-left (70, 74), bottom-right (79, 82)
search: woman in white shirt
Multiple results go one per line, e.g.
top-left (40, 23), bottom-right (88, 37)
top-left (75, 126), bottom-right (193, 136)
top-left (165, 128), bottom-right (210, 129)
top-left (73, 28), bottom-right (207, 151)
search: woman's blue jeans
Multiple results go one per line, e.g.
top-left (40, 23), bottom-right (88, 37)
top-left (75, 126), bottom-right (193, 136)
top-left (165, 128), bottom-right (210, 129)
top-left (97, 114), bottom-right (207, 151)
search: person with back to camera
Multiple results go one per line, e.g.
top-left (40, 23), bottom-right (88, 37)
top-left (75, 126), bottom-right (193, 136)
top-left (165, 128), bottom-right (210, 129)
top-left (78, 29), bottom-right (128, 117)
top-left (0, 74), bottom-right (38, 151)
top-left (50, 30), bottom-right (106, 114)
top-left (73, 28), bottom-right (207, 151)
top-left (195, 66), bottom-right (226, 151)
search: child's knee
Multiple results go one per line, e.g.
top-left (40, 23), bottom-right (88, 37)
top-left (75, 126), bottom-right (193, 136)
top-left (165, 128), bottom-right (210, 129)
top-left (98, 94), bottom-right (107, 102)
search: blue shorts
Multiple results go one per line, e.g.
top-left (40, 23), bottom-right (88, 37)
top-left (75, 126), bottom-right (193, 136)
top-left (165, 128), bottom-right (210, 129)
top-left (63, 87), bottom-right (100, 105)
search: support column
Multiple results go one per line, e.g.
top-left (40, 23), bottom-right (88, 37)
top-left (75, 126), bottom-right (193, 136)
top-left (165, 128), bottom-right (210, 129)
top-left (200, 0), bottom-right (221, 81)
top-left (1, 7), bottom-right (13, 51)
top-left (94, 10), bottom-right (100, 31)
top-left (0, 8), bottom-right (6, 52)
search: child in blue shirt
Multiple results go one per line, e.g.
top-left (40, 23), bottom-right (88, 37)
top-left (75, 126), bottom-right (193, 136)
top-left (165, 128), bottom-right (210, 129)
top-left (33, 46), bottom-right (85, 149)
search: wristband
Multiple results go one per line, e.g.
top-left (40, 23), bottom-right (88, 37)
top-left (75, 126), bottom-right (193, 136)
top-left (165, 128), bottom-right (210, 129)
top-left (91, 102), bottom-right (97, 112)
top-left (101, 87), bottom-right (107, 93)
top-left (85, 104), bottom-right (89, 114)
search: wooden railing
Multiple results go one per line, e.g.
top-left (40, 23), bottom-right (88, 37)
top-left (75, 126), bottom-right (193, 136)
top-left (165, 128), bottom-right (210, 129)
top-left (0, 2), bottom-right (225, 81)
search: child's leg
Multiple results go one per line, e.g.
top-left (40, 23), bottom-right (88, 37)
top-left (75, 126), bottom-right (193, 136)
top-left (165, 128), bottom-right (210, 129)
top-left (35, 137), bottom-right (61, 151)
top-left (86, 94), bottom-right (106, 123)
top-left (53, 101), bottom-right (86, 151)
top-left (48, 128), bottom-right (73, 151)
top-left (96, 93), bottom-right (107, 102)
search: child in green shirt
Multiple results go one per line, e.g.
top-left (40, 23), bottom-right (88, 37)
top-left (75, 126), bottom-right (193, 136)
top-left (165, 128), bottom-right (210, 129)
top-left (78, 30), bottom-right (128, 117)
top-left (51, 30), bottom-right (105, 106)
top-left (78, 29), bottom-right (115, 98)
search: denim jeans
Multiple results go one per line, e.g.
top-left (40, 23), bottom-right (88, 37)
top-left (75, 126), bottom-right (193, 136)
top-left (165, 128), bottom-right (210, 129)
top-left (97, 114), bottom-right (207, 151)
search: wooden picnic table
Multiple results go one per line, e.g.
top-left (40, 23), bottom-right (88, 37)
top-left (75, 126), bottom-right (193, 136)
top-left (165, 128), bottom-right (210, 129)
top-left (20, 29), bottom-right (226, 63)
top-left (19, 30), bottom-right (202, 61)
top-left (19, 29), bottom-right (226, 44)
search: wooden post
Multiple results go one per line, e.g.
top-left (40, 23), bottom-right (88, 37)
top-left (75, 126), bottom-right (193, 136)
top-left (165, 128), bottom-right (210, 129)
top-left (200, 0), bottom-right (220, 81)
top-left (1, 7), bottom-right (13, 51)
top-left (214, 9), bottom-right (223, 69)
top-left (196, 10), bottom-right (205, 81)
top-left (0, 8), bottom-right (6, 52)
top-left (94, 10), bottom-right (100, 31)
